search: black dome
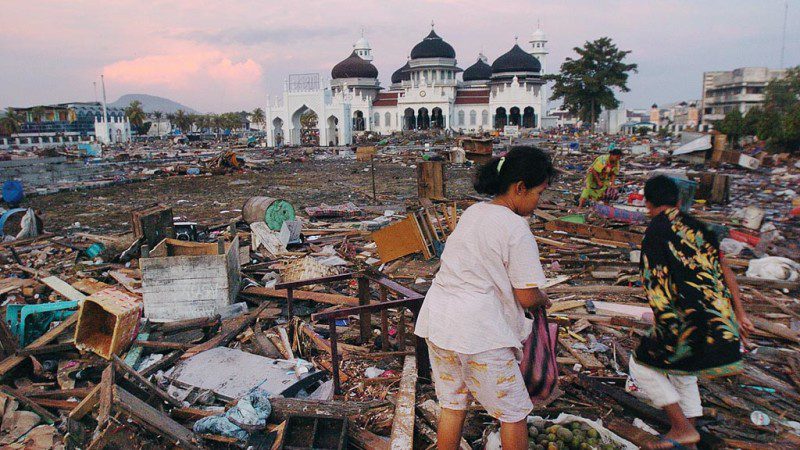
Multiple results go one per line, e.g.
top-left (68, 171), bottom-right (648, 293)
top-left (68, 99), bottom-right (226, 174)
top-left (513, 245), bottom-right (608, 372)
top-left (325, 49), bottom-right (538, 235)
top-left (331, 51), bottom-right (378, 79)
top-left (391, 62), bottom-right (411, 84)
top-left (491, 44), bottom-right (541, 74)
top-left (462, 58), bottom-right (492, 81)
top-left (410, 30), bottom-right (456, 59)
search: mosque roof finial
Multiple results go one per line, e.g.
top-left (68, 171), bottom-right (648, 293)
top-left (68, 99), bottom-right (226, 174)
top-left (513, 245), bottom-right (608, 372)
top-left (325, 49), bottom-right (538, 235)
top-left (431, 20), bottom-right (435, 29)
top-left (361, 26), bottom-right (365, 37)
top-left (514, 35), bottom-right (519, 44)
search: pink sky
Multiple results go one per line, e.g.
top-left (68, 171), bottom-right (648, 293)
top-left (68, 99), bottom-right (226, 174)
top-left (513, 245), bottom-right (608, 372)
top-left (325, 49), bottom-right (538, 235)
top-left (1, 0), bottom-right (797, 112)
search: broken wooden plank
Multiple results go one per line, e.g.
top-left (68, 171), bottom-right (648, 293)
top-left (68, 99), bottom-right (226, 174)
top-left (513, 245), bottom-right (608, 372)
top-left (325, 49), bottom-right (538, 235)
top-left (112, 385), bottom-right (202, 450)
top-left (242, 285), bottom-right (359, 307)
top-left (752, 317), bottom-right (800, 343)
top-left (349, 427), bottom-right (390, 450)
top-left (545, 220), bottom-right (643, 246)
top-left (0, 314), bottom-right (78, 381)
top-left (371, 216), bottom-right (430, 263)
top-left (267, 398), bottom-right (388, 423)
top-left (69, 384), bottom-right (101, 421)
top-left (112, 355), bottom-right (181, 408)
top-left (41, 276), bottom-right (87, 301)
top-left (182, 302), bottom-right (269, 358)
top-left (389, 355), bottom-right (417, 450)
top-left (737, 276), bottom-right (800, 292)
top-left (97, 364), bottom-right (115, 424)
top-left (71, 278), bottom-right (111, 295)
top-left (0, 386), bottom-right (57, 424)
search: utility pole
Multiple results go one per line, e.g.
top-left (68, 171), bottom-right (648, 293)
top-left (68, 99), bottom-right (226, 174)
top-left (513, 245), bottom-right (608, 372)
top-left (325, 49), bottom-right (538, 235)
top-left (100, 75), bottom-right (110, 144)
top-left (780, 0), bottom-right (788, 69)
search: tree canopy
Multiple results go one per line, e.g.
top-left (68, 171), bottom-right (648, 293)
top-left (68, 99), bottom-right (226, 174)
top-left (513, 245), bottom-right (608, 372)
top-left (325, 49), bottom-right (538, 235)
top-left (545, 37), bottom-right (638, 127)
top-left (125, 100), bottom-right (147, 133)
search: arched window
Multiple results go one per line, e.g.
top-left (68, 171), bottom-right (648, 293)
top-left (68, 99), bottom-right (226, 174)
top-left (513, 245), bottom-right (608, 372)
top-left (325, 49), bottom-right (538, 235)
top-left (385, 112), bottom-right (391, 127)
top-left (373, 112), bottom-right (380, 127)
top-left (469, 110), bottom-right (477, 126)
top-left (457, 110), bottom-right (465, 126)
top-left (481, 110), bottom-right (489, 126)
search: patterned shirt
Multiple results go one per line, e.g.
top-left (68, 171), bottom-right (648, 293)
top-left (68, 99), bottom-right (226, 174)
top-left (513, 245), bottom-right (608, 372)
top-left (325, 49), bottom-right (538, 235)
top-left (635, 208), bottom-right (742, 377)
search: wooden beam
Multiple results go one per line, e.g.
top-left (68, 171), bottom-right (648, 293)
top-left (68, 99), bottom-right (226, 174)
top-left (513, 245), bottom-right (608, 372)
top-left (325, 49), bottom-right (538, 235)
top-left (69, 384), bottom-right (101, 421)
top-left (242, 286), bottom-right (359, 307)
top-left (389, 355), bottom-right (417, 450)
top-left (0, 385), bottom-right (58, 424)
top-left (545, 220), bottom-right (643, 246)
top-left (267, 398), bottom-right (389, 423)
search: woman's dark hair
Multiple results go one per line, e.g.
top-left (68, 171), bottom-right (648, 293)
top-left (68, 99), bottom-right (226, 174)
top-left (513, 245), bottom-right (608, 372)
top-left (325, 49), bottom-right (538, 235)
top-left (644, 175), bottom-right (679, 207)
top-left (609, 148), bottom-right (623, 156)
top-left (474, 145), bottom-right (556, 196)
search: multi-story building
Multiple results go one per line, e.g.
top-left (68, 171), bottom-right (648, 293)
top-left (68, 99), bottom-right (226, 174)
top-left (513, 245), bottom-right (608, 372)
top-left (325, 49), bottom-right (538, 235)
top-left (1, 102), bottom-right (129, 148)
top-left (700, 67), bottom-right (787, 125)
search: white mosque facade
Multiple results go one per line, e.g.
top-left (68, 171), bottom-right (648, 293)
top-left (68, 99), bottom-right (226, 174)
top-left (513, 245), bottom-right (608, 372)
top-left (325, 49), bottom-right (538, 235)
top-left (265, 26), bottom-right (552, 147)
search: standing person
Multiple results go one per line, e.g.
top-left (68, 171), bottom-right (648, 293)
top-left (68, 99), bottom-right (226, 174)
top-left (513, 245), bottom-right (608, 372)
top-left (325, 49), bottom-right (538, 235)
top-left (578, 148), bottom-right (622, 207)
top-left (415, 146), bottom-right (555, 450)
top-left (630, 175), bottom-right (755, 450)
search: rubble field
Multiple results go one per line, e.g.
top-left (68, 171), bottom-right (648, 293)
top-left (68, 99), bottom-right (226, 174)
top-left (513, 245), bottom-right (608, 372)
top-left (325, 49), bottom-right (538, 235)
top-left (0, 132), bottom-right (798, 449)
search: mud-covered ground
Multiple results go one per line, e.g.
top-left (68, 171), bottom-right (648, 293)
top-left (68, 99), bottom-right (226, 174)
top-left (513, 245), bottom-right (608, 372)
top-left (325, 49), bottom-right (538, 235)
top-left (26, 160), bottom-right (480, 235)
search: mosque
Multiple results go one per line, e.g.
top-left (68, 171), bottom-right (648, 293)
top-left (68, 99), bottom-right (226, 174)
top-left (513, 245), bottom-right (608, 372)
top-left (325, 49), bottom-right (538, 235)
top-left (265, 24), bottom-right (551, 147)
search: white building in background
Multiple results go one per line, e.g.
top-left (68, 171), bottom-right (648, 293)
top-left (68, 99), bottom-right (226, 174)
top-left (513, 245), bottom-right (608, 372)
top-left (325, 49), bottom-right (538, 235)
top-left (266, 24), bottom-right (553, 147)
top-left (94, 115), bottom-right (131, 144)
top-left (597, 107), bottom-right (629, 134)
top-left (700, 67), bottom-right (787, 125)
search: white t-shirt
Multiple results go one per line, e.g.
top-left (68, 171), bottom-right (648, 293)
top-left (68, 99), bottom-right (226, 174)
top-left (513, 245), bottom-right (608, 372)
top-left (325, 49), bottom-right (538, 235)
top-left (414, 202), bottom-right (547, 354)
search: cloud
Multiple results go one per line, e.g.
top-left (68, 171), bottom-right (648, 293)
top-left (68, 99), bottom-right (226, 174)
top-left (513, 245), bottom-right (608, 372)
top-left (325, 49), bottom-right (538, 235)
top-left (103, 50), bottom-right (262, 89)
top-left (178, 26), bottom-right (350, 46)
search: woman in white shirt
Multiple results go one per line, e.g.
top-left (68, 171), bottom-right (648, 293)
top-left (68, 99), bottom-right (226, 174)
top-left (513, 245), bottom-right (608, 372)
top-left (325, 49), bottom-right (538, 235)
top-left (415, 146), bottom-right (555, 450)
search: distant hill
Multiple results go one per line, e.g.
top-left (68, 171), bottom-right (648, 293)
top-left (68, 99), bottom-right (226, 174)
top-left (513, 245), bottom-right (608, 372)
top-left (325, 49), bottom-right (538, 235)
top-left (110, 94), bottom-right (197, 114)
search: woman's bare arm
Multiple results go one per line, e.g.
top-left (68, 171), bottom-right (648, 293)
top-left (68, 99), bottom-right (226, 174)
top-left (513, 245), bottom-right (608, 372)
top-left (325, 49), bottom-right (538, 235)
top-left (513, 287), bottom-right (551, 310)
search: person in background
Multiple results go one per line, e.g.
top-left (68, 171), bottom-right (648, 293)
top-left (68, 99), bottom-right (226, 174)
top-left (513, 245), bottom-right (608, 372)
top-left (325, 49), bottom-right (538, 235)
top-left (578, 148), bottom-right (623, 207)
top-left (630, 175), bottom-right (754, 450)
top-left (415, 146), bottom-right (555, 450)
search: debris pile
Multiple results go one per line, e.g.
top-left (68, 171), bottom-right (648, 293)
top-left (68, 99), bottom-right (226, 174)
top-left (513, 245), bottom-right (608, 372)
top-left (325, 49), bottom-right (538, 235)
top-left (0, 129), bottom-right (797, 448)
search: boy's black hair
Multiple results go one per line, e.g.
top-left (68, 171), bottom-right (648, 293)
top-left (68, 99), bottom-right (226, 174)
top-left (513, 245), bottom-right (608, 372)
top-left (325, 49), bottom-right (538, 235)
top-left (609, 148), bottom-right (623, 156)
top-left (644, 175), bottom-right (679, 207)
top-left (474, 146), bottom-right (556, 196)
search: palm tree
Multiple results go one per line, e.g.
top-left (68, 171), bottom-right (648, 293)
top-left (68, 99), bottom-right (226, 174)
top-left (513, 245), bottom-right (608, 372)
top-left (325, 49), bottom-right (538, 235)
top-left (152, 110), bottom-right (163, 136)
top-left (0, 108), bottom-right (21, 136)
top-left (251, 108), bottom-right (265, 130)
top-left (173, 109), bottom-right (189, 133)
top-left (125, 100), bottom-right (147, 133)
top-left (0, 108), bottom-right (22, 136)
top-left (30, 106), bottom-right (46, 123)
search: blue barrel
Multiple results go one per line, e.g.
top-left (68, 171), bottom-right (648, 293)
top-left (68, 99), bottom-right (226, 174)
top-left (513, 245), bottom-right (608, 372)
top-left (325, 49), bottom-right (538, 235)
top-left (2, 181), bottom-right (24, 205)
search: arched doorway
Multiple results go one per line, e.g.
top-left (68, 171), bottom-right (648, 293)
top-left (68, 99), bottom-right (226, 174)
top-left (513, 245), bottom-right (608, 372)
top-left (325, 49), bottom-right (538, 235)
top-left (417, 108), bottom-right (430, 130)
top-left (509, 107), bottom-right (521, 126)
top-left (326, 116), bottom-right (338, 146)
top-left (523, 107), bottom-right (535, 128)
top-left (431, 107), bottom-right (444, 129)
top-left (352, 110), bottom-right (365, 132)
top-left (494, 107), bottom-right (507, 129)
top-left (404, 108), bottom-right (416, 130)
top-left (272, 118), bottom-right (284, 146)
top-left (291, 106), bottom-right (319, 146)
